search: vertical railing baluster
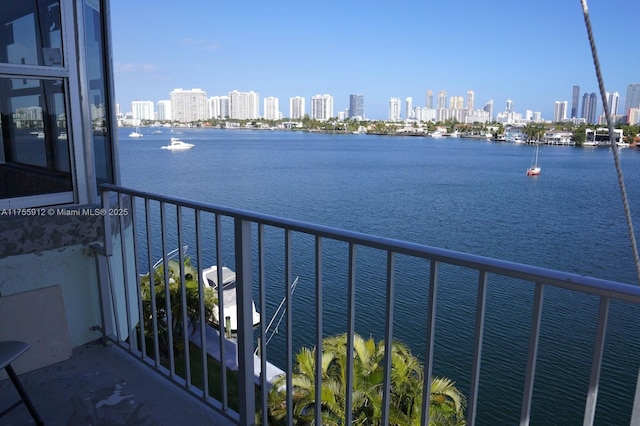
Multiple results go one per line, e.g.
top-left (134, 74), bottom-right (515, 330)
top-left (145, 198), bottom-right (160, 367)
top-left (583, 296), bottom-right (610, 426)
top-left (520, 282), bottom-right (545, 426)
top-left (177, 206), bottom-right (191, 386)
top-left (101, 190), bottom-right (122, 343)
top-left (258, 224), bottom-right (268, 426)
top-left (214, 214), bottom-right (227, 409)
top-left (467, 270), bottom-right (488, 426)
top-left (117, 193), bottom-right (134, 352)
top-left (314, 236), bottom-right (323, 426)
top-left (235, 218), bottom-right (255, 426)
top-left (345, 243), bottom-right (357, 426)
top-left (285, 229), bottom-right (293, 426)
top-left (195, 209), bottom-right (208, 399)
top-left (381, 251), bottom-right (395, 426)
top-left (160, 202), bottom-right (175, 376)
top-left (630, 364), bottom-right (640, 424)
top-left (421, 259), bottom-right (439, 426)
top-left (129, 196), bottom-right (146, 358)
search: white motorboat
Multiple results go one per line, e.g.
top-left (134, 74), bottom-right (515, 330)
top-left (129, 126), bottom-right (143, 138)
top-left (161, 137), bottom-right (194, 150)
top-left (201, 266), bottom-right (260, 332)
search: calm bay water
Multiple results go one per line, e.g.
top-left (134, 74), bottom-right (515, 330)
top-left (119, 128), bottom-right (640, 425)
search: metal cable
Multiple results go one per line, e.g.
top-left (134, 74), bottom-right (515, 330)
top-left (580, 0), bottom-right (640, 285)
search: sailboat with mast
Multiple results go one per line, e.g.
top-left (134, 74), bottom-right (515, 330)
top-left (129, 126), bottom-right (143, 138)
top-left (526, 143), bottom-right (541, 176)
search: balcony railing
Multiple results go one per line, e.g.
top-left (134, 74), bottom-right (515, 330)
top-left (97, 184), bottom-right (640, 425)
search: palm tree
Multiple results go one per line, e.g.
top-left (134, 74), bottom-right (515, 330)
top-left (267, 333), bottom-right (466, 426)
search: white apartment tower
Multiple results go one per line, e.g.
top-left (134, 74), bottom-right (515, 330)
top-left (426, 90), bottom-right (434, 109)
top-left (553, 100), bottom-right (568, 122)
top-left (405, 97), bottom-right (413, 119)
top-left (289, 96), bottom-right (305, 119)
top-left (157, 100), bottom-right (171, 121)
top-left (466, 90), bottom-right (475, 111)
top-left (208, 96), bottom-right (221, 119)
top-left (131, 100), bottom-right (155, 120)
top-left (229, 90), bottom-right (260, 120)
top-left (311, 94), bottom-right (333, 121)
top-left (389, 97), bottom-right (401, 121)
top-left (170, 88), bottom-right (208, 123)
top-left (263, 97), bottom-right (280, 120)
top-left (450, 96), bottom-right (464, 110)
top-left (437, 91), bottom-right (447, 110)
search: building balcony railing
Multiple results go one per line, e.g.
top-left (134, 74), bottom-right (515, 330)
top-left (96, 183), bottom-right (640, 425)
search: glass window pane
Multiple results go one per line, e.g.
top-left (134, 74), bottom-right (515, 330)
top-left (0, 76), bottom-right (72, 198)
top-left (83, 0), bottom-right (114, 187)
top-left (0, 1), bottom-right (63, 67)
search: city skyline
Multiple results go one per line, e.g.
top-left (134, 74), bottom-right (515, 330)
top-left (111, 0), bottom-right (639, 121)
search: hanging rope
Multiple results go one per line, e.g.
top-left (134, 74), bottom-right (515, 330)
top-left (580, 0), bottom-right (640, 285)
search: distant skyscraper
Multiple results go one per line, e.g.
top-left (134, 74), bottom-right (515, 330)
top-left (426, 90), bottom-right (433, 109)
top-left (405, 97), bottom-right (413, 119)
top-left (449, 96), bottom-right (464, 110)
top-left (289, 96), bottom-right (305, 119)
top-left (553, 100), bottom-right (568, 122)
top-left (571, 86), bottom-right (580, 118)
top-left (437, 91), bottom-right (447, 110)
top-left (208, 96), bottom-right (221, 118)
top-left (157, 100), bottom-right (171, 121)
top-left (605, 91), bottom-right (620, 116)
top-left (624, 83), bottom-right (640, 113)
top-left (505, 99), bottom-right (513, 112)
top-left (466, 90), bottom-right (475, 110)
top-left (229, 90), bottom-right (259, 119)
top-left (581, 92), bottom-right (598, 124)
top-left (263, 97), bottom-right (280, 120)
top-left (219, 96), bottom-right (230, 118)
top-left (483, 100), bottom-right (493, 121)
top-left (170, 88), bottom-right (208, 122)
top-left (389, 97), bottom-right (401, 121)
top-left (311, 94), bottom-right (333, 121)
top-left (131, 100), bottom-right (155, 120)
top-left (348, 94), bottom-right (364, 118)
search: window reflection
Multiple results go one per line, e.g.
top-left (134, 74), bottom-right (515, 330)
top-left (0, 1), bottom-right (63, 67)
top-left (83, 0), bottom-right (114, 187)
top-left (0, 77), bottom-right (72, 198)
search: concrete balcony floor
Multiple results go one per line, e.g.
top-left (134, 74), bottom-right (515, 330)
top-left (0, 341), bottom-right (234, 426)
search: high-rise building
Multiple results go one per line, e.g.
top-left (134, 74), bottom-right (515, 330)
top-left (605, 91), bottom-right (620, 116)
top-left (426, 90), bottom-right (433, 109)
top-left (263, 97), bottom-right (280, 120)
top-left (437, 91), bottom-right (447, 110)
top-left (571, 86), bottom-right (580, 118)
top-left (483, 100), bottom-right (493, 121)
top-left (628, 108), bottom-right (640, 125)
top-left (450, 96), bottom-right (464, 110)
top-left (229, 90), bottom-right (259, 120)
top-left (348, 94), bottom-right (364, 119)
top-left (289, 96), bottom-right (305, 119)
top-left (553, 100), bottom-right (568, 122)
top-left (131, 100), bottom-right (155, 120)
top-left (208, 96), bottom-right (221, 118)
top-left (466, 90), bottom-right (475, 111)
top-left (505, 99), bottom-right (513, 112)
top-left (582, 92), bottom-right (597, 124)
top-left (311, 94), bottom-right (333, 121)
top-left (157, 100), bottom-right (171, 121)
top-left (219, 96), bottom-right (230, 118)
top-left (624, 83), bottom-right (640, 113)
top-left (405, 97), bottom-right (413, 119)
top-left (170, 88), bottom-right (208, 122)
top-left (389, 97), bottom-right (401, 121)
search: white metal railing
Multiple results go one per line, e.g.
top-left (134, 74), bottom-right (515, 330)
top-left (97, 184), bottom-right (640, 425)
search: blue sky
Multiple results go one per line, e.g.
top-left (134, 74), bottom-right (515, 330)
top-left (110, 0), bottom-right (639, 120)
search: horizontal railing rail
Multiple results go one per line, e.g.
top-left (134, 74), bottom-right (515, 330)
top-left (98, 183), bottom-right (640, 426)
